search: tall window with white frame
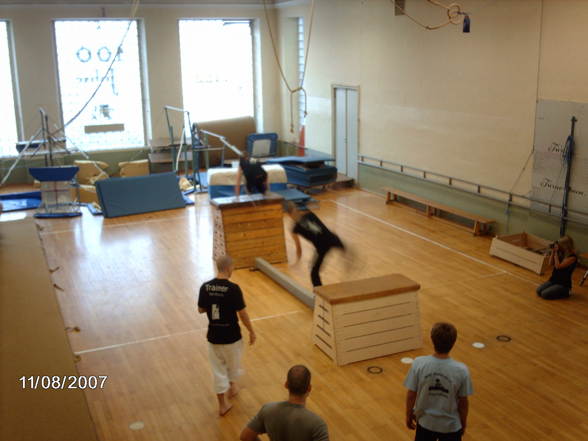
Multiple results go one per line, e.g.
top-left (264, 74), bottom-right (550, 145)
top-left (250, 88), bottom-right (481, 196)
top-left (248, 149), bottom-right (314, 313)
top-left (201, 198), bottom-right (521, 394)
top-left (0, 21), bottom-right (19, 157)
top-left (179, 19), bottom-right (254, 123)
top-left (297, 17), bottom-right (305, 132)
top-left (53, 20), bottom-right (145, 150)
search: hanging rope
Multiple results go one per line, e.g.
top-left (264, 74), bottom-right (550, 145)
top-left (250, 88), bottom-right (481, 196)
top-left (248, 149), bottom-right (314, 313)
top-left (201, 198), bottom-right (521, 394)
top-left (509, 148), bottom-right (535, 197)
top-left (391, 0), bottom-right (467, 31)
top-left (262, 0), bottom-right (316, 133)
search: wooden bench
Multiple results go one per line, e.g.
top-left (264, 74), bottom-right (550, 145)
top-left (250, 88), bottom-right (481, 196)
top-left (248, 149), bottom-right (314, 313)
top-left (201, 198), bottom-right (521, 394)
top-left (383, 186), bottom-right (495, 236)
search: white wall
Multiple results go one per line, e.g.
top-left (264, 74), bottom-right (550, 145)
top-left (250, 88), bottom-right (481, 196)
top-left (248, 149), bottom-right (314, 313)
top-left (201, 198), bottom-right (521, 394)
top-left (0, 3), bottom-right (281, 145)
top-left (538, 0), bottom-right (588, 102)
top-left (278, 0), bottom-right (582, 196)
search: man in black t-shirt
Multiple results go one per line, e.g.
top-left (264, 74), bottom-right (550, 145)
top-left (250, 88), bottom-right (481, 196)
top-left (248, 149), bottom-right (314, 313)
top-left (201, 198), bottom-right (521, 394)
top-left (198, 255), bottom-right (256, 416)
top-left (234, 153), bottom-right (268, 196)
top-left (286, 203), bottom-right (346, 287)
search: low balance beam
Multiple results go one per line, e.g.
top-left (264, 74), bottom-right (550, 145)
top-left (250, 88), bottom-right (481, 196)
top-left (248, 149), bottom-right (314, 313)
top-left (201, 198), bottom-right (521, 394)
top-left (254, 258), bottom-right (314, 309)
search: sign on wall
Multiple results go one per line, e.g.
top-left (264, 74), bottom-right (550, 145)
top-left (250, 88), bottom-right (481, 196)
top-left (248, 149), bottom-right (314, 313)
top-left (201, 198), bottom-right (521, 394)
top-left (532, 99), bottom-right (588, 223)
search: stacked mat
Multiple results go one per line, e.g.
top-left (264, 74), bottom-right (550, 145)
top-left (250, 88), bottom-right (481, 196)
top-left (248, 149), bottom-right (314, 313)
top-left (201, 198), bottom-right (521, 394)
top-left (207, 164), bottom-right (288, 199)
top-left (266, 154), bottom-right (337, 187)
top-left (207, 164), bottom-right (314, 209)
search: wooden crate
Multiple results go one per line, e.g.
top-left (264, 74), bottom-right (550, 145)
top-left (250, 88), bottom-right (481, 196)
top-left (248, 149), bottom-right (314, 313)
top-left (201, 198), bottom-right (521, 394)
top-left (211, 193), bottom-right (287, 269)
top-left (313, 274), bottom-right (422, 366)
top-left (489, 232), bottom-right (552, 274)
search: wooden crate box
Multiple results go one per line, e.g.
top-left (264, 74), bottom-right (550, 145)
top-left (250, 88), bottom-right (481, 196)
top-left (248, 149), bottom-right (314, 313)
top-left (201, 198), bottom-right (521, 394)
top-left (489, 232), bottom-right (552, 274)
top-left (211, 193), bottom-right (287, 269)
top-left (313, 274), bottom-right (422, 366)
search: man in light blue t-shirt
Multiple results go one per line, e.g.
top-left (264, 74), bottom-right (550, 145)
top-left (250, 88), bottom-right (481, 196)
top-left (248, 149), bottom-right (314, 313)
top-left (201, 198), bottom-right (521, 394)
top-left (404, 322), bottom-right (473, 441)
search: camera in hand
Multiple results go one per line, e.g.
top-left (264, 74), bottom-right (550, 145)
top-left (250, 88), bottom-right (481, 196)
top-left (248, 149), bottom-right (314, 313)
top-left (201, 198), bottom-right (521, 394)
top-left (549, 241), bottom-right (558, 249)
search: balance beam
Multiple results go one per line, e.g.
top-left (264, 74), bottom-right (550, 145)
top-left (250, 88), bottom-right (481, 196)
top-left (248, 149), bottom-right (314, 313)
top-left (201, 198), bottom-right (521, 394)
top-left (254, 258), bottom-right (314, 309)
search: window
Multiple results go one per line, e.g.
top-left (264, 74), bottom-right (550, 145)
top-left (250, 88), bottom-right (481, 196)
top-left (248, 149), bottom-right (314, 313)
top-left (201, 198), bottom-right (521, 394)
top-left (297, 17), bottom-right (306, 129)
top-left (54, 20), bottom-right (145, 150)
top-left (179, 19), bottom-right (254, 123)
top-left (0, 21), bottom-right (19, 157)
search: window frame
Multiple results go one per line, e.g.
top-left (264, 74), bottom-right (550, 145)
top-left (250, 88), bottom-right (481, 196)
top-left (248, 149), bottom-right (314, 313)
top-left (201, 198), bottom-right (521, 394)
top-left (177, 18), bottom-right (257, 124)
top-left (51, 18), bottom-right (149, 152)
top-left (297, 16), bottom-right (305, 131)
top-left (0, 19), bottom-right (23, 158)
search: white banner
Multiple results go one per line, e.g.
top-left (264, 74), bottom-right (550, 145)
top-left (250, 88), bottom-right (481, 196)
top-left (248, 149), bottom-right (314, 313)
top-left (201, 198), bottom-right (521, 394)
top-left (532, 100), bottom-right (588, 223)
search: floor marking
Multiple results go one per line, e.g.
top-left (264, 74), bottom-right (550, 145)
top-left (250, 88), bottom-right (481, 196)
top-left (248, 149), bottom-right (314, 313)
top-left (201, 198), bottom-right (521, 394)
top-left (75, 310), bottom-right (303, 355)
top-left (251, 310), bottom-right (303, 322)
top-left (326, 199), bottom-right (539, 286)
top-left (75, 328), bottom-right (203, 355)
top-left (400, 357), bottom-right (414, 364)
top-left (129, 421), bottom-right (145, 431)
top-left (472, 342), bottom-right (486, 349)
top-left (39, 213), bottom-right (202, 235)
top-left (419, 271), bottom-right (508, 292)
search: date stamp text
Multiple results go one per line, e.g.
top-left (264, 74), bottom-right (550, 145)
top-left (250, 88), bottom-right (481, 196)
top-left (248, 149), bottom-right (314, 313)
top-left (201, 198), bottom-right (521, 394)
top-left (19, 375), bottom-right (108, 390)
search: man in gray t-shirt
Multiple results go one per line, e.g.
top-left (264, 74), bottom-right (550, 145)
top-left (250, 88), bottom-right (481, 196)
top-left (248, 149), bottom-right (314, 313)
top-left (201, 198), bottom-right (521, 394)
top-left (240, 365), bottom-right (329, 441)
top-left (404, 322), bottom-right (473, 441)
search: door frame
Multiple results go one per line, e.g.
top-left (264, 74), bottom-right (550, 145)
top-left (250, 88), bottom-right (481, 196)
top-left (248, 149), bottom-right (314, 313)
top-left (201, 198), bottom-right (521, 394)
top-left (331, 84), bottom-right (360, 176)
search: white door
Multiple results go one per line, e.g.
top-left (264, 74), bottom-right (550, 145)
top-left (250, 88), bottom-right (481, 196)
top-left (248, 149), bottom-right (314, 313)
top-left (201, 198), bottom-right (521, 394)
top-left (334, 86), bottom-right (359, 180)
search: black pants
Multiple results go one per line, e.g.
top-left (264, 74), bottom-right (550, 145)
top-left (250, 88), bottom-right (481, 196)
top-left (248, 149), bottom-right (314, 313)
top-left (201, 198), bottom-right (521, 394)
top-left (415, 424), bottom-right (462, 441)
top-left (536, 281), bottom-right (570, 300)
top-left (311, 237), bottom-right (344, 287)
top-left (246, 176), bottom-right (267, 195)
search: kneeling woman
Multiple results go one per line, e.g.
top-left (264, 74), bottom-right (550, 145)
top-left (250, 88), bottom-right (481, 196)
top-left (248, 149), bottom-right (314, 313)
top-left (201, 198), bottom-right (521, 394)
top-left (537, 235), bottom-right (577, 300)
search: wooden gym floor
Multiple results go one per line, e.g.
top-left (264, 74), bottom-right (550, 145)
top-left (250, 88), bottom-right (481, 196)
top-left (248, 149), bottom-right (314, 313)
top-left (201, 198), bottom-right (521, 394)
top-left (15, 188), bottom-right (588, 440)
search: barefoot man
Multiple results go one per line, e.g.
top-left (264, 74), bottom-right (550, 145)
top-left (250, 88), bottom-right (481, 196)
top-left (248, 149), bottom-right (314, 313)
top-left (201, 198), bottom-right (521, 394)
top-left (198, 255), bottom-right (256, 416)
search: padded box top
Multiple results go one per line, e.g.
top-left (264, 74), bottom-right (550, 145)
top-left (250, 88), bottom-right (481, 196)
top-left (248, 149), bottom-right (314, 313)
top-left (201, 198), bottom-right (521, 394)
top-left (314, 274), bottom-right (420, 304)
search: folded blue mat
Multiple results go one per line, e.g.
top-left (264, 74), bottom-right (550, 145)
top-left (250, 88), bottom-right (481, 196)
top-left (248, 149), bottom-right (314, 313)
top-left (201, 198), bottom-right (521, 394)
top-left (96, 173), bottom-right (187, 218)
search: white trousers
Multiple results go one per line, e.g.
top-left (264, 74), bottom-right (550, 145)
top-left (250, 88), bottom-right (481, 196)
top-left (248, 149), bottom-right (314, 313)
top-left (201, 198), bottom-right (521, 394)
top-left (208, 339), bottom-right (243, 394)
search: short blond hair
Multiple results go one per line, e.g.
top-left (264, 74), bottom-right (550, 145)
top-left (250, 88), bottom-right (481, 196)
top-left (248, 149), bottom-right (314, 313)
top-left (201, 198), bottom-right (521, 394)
top-left (215, 255), bottom-right (233, 273)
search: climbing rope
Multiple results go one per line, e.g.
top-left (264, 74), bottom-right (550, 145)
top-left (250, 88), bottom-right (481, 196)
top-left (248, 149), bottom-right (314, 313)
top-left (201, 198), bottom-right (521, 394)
top-left (262, 0), bottom-right (316, 133)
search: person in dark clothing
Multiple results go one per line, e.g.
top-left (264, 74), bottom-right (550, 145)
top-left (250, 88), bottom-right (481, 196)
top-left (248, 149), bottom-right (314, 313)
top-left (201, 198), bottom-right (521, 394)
top-left (198, 255), bottom-right (256, 416)
top-left (536, 235), bottom-right (577, 300)
top-left (234, 153), bottom-right (268, 196)
top-left (286, 202), bottom-right (345, 287)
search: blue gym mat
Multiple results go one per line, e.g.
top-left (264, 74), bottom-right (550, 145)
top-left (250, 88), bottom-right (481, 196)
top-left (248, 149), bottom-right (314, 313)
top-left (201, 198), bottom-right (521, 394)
top-left (266, 153), bottom-right (337, 187)
top-left (95, 173), bottom-right (188, 218)
top-left (266, 152), bottom-right (335, 165)
top-left (85, 192), bottom-right (194, 216)
top-left (0, 191), bottom-right (42, 212)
